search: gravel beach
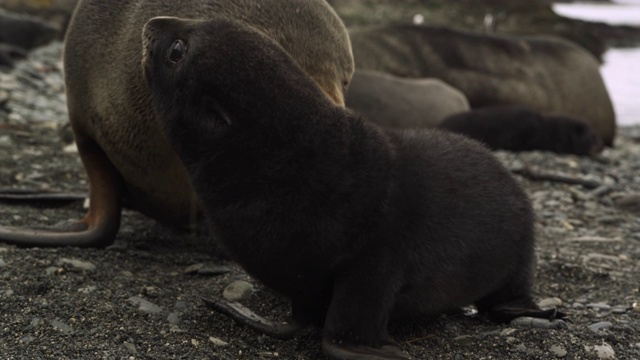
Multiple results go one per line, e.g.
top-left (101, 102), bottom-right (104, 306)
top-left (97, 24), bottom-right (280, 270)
top-left (1, 40), bottom-right (639, 360)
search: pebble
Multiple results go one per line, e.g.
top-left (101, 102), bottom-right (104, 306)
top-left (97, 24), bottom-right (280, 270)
top-left (50, 320), bottom-right (74, 335)
top-left (611, 305), bottom-right (629, 314)
top-left (538, 297), bottom-right (563, 308)
top-left (587, 303), bottom-right (612, 311)
top-left (59, 257), bottom-right (96, 271)
top-left (77, 285), bottom-right (97, 294)
top-left (209, 337), bottom-right (229, 346)
top-left (141, 285), bottom-right (162, 298)
top-left (510, 317), bottom-right (567, 330)
top-left (167, 312), bottom-right (182, 325)
top-left (223, 280), bottom-right (254, 302)
top-left (614, 193), bottom-right (640, 213)
top-left (129, 296), bottom-right (163, 315)
top-left (453, 335), bottom-right (475, 346)
top-left (585, 343), bottom-right (615, 359)
top-left (549, 344), bottom-right (567, 358)
top-left (123, 341), bottom-right (137, 355)
top-left (588, 321), bottom-right (613, 334)
top-left (0, 257), bottom-right (5, 267)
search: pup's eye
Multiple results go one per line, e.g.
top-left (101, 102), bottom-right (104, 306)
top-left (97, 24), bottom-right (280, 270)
top-left (167, 40), bottom-right (186, 64)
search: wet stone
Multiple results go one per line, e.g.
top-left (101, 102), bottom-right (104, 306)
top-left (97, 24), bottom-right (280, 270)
top-left (209, 337), bottom-right (228, 347)
top-left (549, 344), bottom-right (567, 358)
top-left (589, 321), bottom-right (613, 334)
top-left (59, 257), bottom-right (96, 271)
top-left (129, 296), bottom-right (162, 315)
top-left (587, 303), bottom-right (612, 311)
top-left (611, 305), bottom-right (629, 314)
top-left (586, 343), bottom-right (615, 360)
top-left (167, 312), bottom-right (182, 325)
top-left (50, 319), bottom-right (74, 335)
top-left (0, 257), bottom-right (5, 267)
top-left (123, 341), bottom-right (137, 355)
top-left (538, 297), bottom-right (563, 308)
top-left (223, 280), bottom-right (254, 302)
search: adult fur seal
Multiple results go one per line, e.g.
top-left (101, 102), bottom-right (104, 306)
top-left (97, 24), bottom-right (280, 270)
top-left (0, 0), bottom-right (354, 247)
top-left (439, 106), bottom-right (604, 156)
top-left (345, 69), bottom-right (470, 129)
top-left (143, 17), bottom-right (563, 360)
top-left (349, 25), bottom-right (616, 146)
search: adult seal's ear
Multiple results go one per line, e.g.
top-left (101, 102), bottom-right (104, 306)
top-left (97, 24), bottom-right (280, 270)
top-left (0, 0), bottom-right (354, 247)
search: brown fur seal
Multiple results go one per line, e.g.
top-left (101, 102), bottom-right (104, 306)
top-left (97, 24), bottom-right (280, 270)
top-left (143, 17), bottom-right (563, 360)
top-left (0, 0), bottom-right (354, 247)
top-left (346, 69), bottom-right (469, 129)
top-left (439, 106), bottom-right (605, 156)
top-left (349, 25), bottom-right (616, 146)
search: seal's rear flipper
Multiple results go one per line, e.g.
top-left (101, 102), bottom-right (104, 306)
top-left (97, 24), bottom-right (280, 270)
top-left (202, 297), bottom-right (304, 340)
top-left (322, 339), bottom-right (415, 360)
top-left (487, 303), bottom-right (566, 324)
top-left (0, 188), bottom-right (87, 203)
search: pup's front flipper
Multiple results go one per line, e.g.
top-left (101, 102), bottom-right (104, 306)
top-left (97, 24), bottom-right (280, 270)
top-left (202, 297), bottom-right (304, 340)
top-left (322, 339), bottom-right (415, 360)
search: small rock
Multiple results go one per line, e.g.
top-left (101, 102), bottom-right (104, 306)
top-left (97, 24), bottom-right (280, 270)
top-left (167, 312), bottom-right (182, 325)
top-left (511, 317), bottom-right (567, 330)
top-left (184, 263), bottom-right (204, 274)
top-left (0, 135), bottom-right (12, 147)
top-left (587, 303), bottom-right (612, 311)
top-left (223, 280), bottom-right (254, 302)
top-left (585, 343), bottom-right (615, 360)
top-left (0, 257), bottom-right (5, 267)
top-left (20, 335), bottom-right (35, 344)
top-left (453, 335), bottom-right (475, 346)
top-left (123, 341), bottom-right (137, 355)
top-left (538, 297), bottom-right (563, 308)
top-left (198, 265), bottom-right (231, 276)
top-left (45, 266), bottom-right (59, 275)
top-left (60, 258), bottom-right (96, 271)
top-left (77, 285), bottom-right (97, 294)
top-left (614, 193), bottom-right (640, 213)
top-left (588, 321), bottom-right (613, 334)
top-left (141, 286), bottom-right (162, 298)
top-left (549, 344), bottom-right (567, 358)
top-left (129, 296), bottom-right (163, 315)
top-left (209, 337), bottom-right (228, 347)
top-left (50, 319), bottom-right (74, 335)
top-left (611, 305), bottom-right (629, 314)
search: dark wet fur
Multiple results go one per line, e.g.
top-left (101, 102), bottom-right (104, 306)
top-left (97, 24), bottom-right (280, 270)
top-left (144, 17), bottom-right (562, 359)
top-left (439, 106), bottom-right (604, 156)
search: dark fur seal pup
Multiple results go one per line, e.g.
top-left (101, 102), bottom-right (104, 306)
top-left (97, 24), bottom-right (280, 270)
top-left (439, 106), bottom-right (605, 156)
top-left (0, 0), bottom-right (354, 247)
top-left (345, 70), bottom-right (469, 129)
top-left (143, 17), bottom-right (562, 360)
top-left (349, 25), bottom-right (616, 146)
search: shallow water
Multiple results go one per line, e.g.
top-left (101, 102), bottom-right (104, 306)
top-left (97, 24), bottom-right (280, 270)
top-left (553, 1), bottom-right (640, 126)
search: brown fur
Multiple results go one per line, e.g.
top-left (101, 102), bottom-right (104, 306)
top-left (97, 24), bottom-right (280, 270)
top-left (0, 0), bottom-right (354, 247)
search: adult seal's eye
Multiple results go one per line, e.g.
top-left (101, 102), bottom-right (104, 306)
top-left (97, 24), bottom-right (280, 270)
top-left (167, 40), bottom-right (186, 64)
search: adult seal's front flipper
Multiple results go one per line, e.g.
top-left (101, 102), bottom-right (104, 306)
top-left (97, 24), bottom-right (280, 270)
top-left (202, 297), bottom-right (305, 340)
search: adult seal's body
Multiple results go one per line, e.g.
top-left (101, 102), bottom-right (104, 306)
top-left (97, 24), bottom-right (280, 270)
top-left (439, 106), bottom-right (604, 156)
top-left (0, 0), bottom-right (354, 247)
top-left (349, 25), bottom-right (616, 146)
top-left (143, 17), bottom-right (563, 360)
top-left (346, 69), bottom-right (469, 129)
